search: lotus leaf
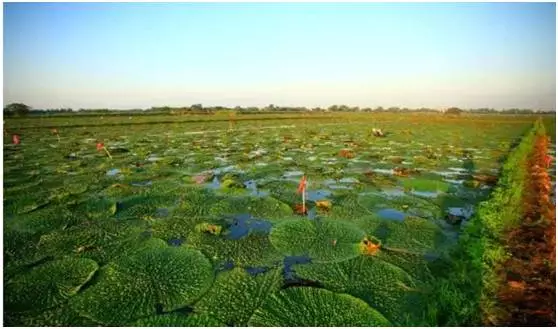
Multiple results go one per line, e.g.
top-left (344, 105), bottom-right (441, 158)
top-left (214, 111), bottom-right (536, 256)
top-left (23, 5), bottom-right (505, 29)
top-left (248, 287), bottom-right (391, 326)
top-left (401, 178), bottom-right (452, 192)
top-left (71, 196), bottom-right (117, 220)
top-left (73, 241), bottom-right (214, 325)
top-left (209, 196), bottom-right (292, 220)
top-left (269, 219), bottom-right (364, 263)
top-left (293, 255), bottom-right (421, 324)
top-left (4, 302), bottom-right (101, 327)
top-left (194, 268), bottom-right (282, 326)
top-left (187, 230), bottom-right (283, 267)
top-left (36, 220), bottom-right (148, 265)
top-left (5, 257), bottom-right (98, 312)
top-left (131, 313), bottom-right (224, 327)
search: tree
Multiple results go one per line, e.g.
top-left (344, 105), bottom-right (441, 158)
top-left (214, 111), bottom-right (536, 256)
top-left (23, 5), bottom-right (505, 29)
top-left (190, 104), bottom-right (203, 112)
top-left (445, 107), bottom-right (463, 115)
top-left (4, 103), bottom-right (31, 117)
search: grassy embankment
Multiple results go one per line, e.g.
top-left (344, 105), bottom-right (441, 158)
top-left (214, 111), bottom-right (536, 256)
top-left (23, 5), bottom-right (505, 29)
top-left (423, 118), bottom-right (548, 326)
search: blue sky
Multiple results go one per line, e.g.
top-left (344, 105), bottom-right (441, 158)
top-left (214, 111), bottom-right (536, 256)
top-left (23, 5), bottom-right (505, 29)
top-left (3, 2), bottom-right (556, 110)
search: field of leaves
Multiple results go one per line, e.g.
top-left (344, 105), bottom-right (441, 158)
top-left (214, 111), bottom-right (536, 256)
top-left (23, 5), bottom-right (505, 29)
top-left (3, 113), bottom-right (540, 326)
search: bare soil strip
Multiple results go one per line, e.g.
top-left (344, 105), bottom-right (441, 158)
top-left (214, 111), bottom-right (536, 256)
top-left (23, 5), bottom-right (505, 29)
top-left (497, 135), bottom-right (556, 326)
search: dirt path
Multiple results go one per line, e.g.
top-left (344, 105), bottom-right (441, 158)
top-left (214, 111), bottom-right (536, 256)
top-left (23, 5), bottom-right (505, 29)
top-left (496, 134), bottom-right (556, 326)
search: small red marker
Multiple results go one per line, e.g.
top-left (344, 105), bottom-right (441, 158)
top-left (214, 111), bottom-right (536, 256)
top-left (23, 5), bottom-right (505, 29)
top-left (12, 134), bottom-right (20, 145)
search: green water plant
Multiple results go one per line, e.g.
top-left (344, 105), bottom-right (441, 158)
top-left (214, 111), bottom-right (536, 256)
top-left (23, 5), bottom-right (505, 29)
top-left (269, 219), bottom-right (364, 263)
top-left (194, 268), bottom-right (282, 326)
top-left (5, 257), bottom-right (99, 312)
top-left (72, 240), bottom-right (214, 325)
top-left (248, 287), bottom-right (391, 326)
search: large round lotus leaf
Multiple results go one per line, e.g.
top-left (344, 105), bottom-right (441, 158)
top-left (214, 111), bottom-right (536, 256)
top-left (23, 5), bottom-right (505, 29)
top-left (374, 218), bottom-right (447, 254)
top-left (150, 215), bottom-right (206, 243)
top-left (248, 287), bottom-right (391, 326)
top-left (401, 178), bottom-right (452, 192)
top-left (72, 242), bottom-right (214, 325)
top-left (4, 228), bottom-right (42, 264)
top-left (4, 302), bottom-right (101, 327)
top-left (209, 196), bottom-right (292, 220)
top-left (269, 219), bottom-right (364, 263)
top-left (375, 248), bottom-right (434, 282)
top-left (4, 192), bottom-right (52, 216)
top-left (36, 220), bottom-right (149, 265)
top-left (175, 187), bottom-right (222, 218)
top-left (187, 230), bottom-right (283, 267)
top-left (130, 313), bottom-right (224, 327)
top-left (194, 268), bottom-right (282, 326)
top-left (6, 205), bottom-right (81, 235)
top-left (71, 196), bottom-right (117, 220)
top-left (293, 255), bottom-right (420, 325)
top-left (115, 193), bottom-right (178, 220)
top-left (5, 257), bottom-right (98, 312)
top-left (262, 180), bottom-right (300, 206)
top-left (328, 193), bottom-right (375, 221)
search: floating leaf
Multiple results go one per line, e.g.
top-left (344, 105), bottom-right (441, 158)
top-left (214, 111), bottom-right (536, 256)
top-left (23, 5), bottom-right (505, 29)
top-left (71, 196), bottom-right (117, 220)
top-left (401, 178), bottom-right (452, 192)
top-left (248, 287), bottom-right (391, 326)
top-left (5, 257), bottom-right (98, 312)
top-left (294, 255), bottom-right (420, 325)
top-left (209, 196), bottom-right (292, 221)
top-left (270, 219), bottom-right (364, 263)
top-left (36, 220), bottom-right (150, 265)
top-left (195, 268), bottom-right (282, 326)
top-left (5, 302), bottom-right (101, 327)
top-left (73, 241), bottom-right (214, 325)
top-left (130, 313), bottom-right (223, 327)
top-left (188, 230), bottom-right (283, 267)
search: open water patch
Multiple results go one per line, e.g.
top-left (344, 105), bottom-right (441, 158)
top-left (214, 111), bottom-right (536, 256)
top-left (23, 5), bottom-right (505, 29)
top-left (410, 190), bottom-right (441, 198)
top-left (244, 180), bottom-right (269, 197)
top-left (244, 266), bottom-right (270, 276)
top-left (377, 208), bottom-right (406, 222)
top-left (225, 214), bottom-right (273, 240)
top-left (106, 168), bottom-right (121, 177)
top-left (168, 237), bottom-right (184, 247)
top-left (283, 255), bottom-right (312, 281)
top-left (131, 181), bottom-right (153, 187)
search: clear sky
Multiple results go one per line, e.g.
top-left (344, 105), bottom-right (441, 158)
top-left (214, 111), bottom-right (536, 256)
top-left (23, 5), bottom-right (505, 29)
top-left (3, 2), bottom-right (556, 110)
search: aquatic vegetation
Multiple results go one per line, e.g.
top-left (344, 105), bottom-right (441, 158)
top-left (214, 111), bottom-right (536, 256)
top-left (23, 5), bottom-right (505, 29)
top-left (209, 195), bottom-right (292, 221)
top-left (194, 268), bottom-right (282, 326)
top-left (5, 257), bottom-right (98, 312)
top-left (270, 219), bottom-right (364, 263)
top-left (36, 220), bottom-right (148, 265)
top-left (248, 287), bottom-right (391, 326)
top-left (72, 241), bottom-right (214, 325)
top-left (3, 113), bottom-right (542, 326)
top-left (4, 300), bottom-right (101, 327)
top-left (130, 313), bottom-right (224, 327)
top-left (293, 255), bottom-right (420, 324)
top-left (188, 227), bottom-right (283, 267)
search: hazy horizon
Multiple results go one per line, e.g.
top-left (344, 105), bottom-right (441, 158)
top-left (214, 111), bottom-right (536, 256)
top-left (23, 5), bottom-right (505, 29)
top-left (3, 2), bottom-right (556, 111)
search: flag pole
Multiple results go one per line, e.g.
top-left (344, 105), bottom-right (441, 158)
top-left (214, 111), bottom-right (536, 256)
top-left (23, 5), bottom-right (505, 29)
top-left (302, 177), bottom-right (306, 214)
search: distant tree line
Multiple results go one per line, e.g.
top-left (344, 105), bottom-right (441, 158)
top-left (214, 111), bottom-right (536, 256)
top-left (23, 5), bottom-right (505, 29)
top-left (3, 102), bottom-right (555, 117)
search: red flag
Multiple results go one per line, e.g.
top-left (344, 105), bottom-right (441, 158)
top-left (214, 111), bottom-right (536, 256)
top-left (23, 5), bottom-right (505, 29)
top-left (296, 175), bottom-right (307, 194)
top-left (96, 142), bottom-right (104, 151)
top-left (12, 134), bottom-right (20, 145)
